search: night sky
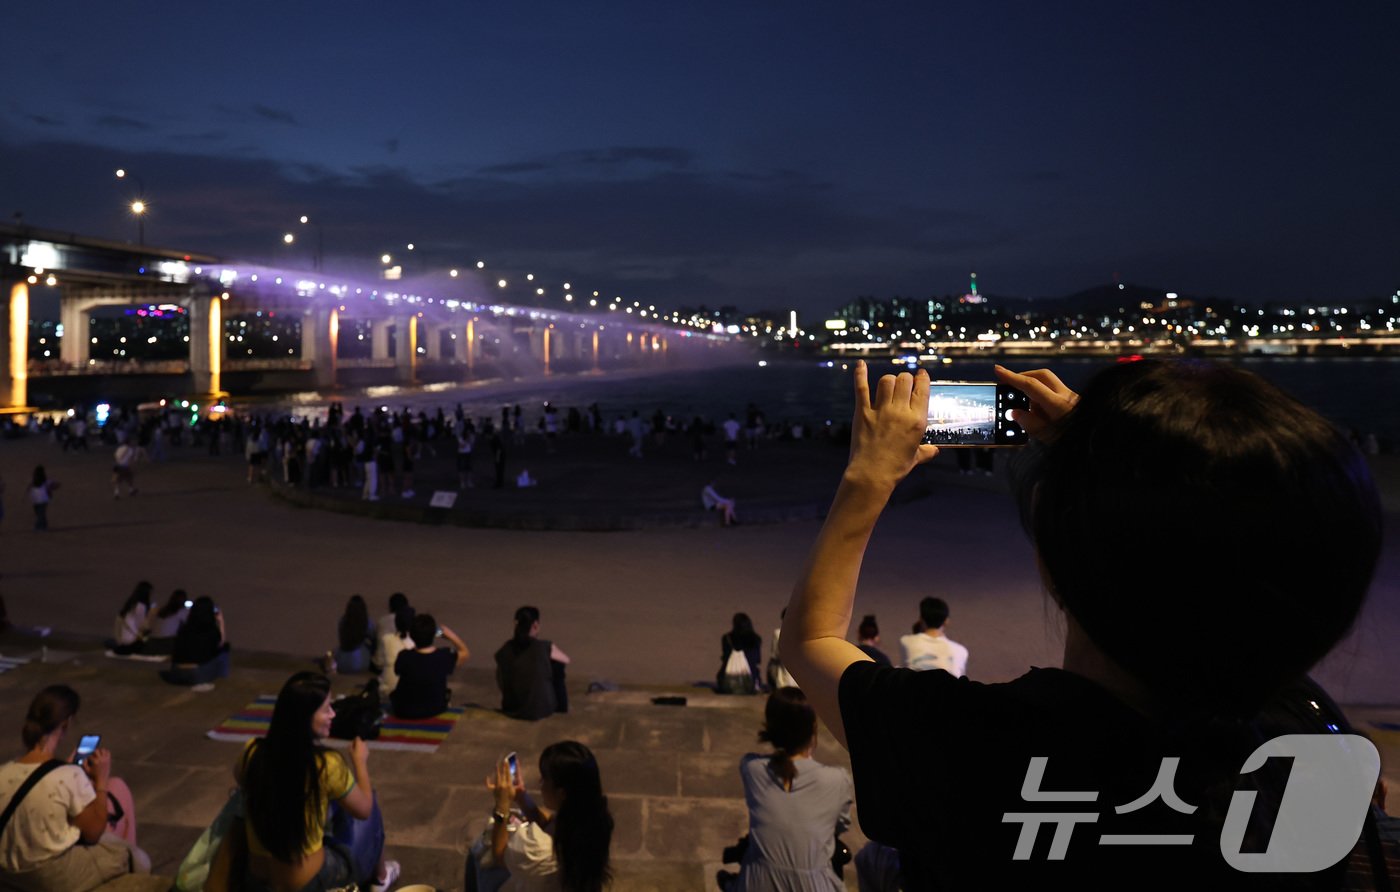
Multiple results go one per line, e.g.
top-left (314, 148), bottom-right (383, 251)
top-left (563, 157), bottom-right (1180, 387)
top-left (4, 1), bottom-right (1397, 317)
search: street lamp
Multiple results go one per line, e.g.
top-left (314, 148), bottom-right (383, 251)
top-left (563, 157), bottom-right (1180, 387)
top-left (297, 215), bottom-right (324, 271)
top-left (115, 169), bottom-right (147, 245)
top-left (129, 200), bottom-right (147, 245)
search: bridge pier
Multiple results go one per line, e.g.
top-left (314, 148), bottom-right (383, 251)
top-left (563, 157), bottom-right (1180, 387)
top-left (370, 319), bottom-right (392, 360)
top-left (59, 298), bottom-right (91, 367)
top-left (457, 319), bottom-right (476, 374)
top-left (187, 286), bottom-right (225, 396)
top-left (423, 322), bottom-right (442, 361)
top-left (300, 307), bottom-right (338, 389)
top-left (1, 278), bottom-right (29, 410)
top-left (394, 315), bottom-right (417, 383)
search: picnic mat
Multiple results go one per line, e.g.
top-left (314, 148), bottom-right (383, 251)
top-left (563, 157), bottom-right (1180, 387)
top-left (208, 695), bottom-right (465, 752)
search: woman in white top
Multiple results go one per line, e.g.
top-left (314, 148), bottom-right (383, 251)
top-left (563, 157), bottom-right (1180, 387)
top-left (375, 607), bottom-right (414, 695)
top-left (0, 685), bottom-right (149, 891)
top-left (111, 582), bottom-right (153, 648)
top-left (474, 741), bottom-right (614, 892)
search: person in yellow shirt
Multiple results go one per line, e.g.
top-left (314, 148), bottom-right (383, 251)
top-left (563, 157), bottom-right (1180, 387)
top-left (233, 672), bottom-right (399, 892)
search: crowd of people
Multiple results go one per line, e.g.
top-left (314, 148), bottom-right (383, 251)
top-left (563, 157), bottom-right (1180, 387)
top-left (1, 357), bottom-right (1394, 890)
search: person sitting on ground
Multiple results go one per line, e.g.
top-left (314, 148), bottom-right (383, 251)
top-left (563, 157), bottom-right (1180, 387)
top-left (897, 596), bottom-right (967, 677)
top-left (855, 615), bottom-right (891, 668)
top-left (470, 741), bottom-right (614, 892)
top-left (375, 593), bottom-right (409, 656)
top-left (701, 481), bottom-right (739, 526)
top-left (110, 581), bottom-right (153, 652)
top-left (391, 613), bottom-right (469, 719)
top-left (717, 687), bottom-right (852, 892)
top-left (162, 596), bottom-right (230, 687)
top-left (141, 589), bottom-right (189, 656)
top-left (781, 359), bottom-right (1384, 888)
top-left (231, 671), bottom-right (399, 892)
top-left (495, 606), bottom-right (572, 721)
top-left (0, 684), bottom-right (150, 890)
top-left (375, 607), bottom-right (415, 697)
top-left (717, 612), bottom-right (763, 695)
top-left (331, 595), bottom-right (376, 674)
top-left (767, 608), bottom-right (797, 690)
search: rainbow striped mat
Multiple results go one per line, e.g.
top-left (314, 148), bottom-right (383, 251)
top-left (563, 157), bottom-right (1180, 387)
top-left (208, 694), bottom-right (465, 753)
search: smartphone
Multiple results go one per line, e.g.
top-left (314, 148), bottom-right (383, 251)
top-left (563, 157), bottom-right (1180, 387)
top-left (75, 734), bottom-right (100, 766)
top-left (183, 600), bottom-right (193, 609)
top-left (506, 751), bottom-right (520, 785)
top-left (921, 382), bottom-right (1030, 447)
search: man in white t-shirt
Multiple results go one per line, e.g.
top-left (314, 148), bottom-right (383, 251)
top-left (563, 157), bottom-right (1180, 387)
top-left (898, 597), bottom-right (969, 677)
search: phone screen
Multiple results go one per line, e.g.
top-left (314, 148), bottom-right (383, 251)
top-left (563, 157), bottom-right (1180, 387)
top-left (507, 752), bottom-right (519, 785)
top-left (921, 382), bottom-right (1029, 447)
top-left (75, 734), bottom-right (100, 765)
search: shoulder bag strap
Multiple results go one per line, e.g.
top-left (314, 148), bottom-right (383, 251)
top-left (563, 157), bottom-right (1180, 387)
top-left (0, 760), bottom-right (67, 840)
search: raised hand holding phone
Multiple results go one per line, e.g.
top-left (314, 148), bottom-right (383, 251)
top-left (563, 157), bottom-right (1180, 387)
top-left (992, 365), bottom-right (1079, 439)
top-left (847, 360), bottom-right (939, 490)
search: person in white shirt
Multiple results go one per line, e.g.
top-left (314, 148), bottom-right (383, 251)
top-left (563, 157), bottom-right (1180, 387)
top-left (898, 597), bottom-right (968, 677)
top-left (722, 414), bottom-right (742, 465)
top-left (112, 443), bottom-right (137, 498)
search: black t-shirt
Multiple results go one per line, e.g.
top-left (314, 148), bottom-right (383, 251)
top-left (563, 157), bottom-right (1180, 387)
top-left (391, 648), bottom-right (456, 718)
top-left (495, 638), bottom-right (556, 720)
top-left (838, 662), bottom-right (1348, 891)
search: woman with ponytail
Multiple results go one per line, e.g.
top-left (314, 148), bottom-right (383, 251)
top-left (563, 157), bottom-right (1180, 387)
top-left (235, 671), bottom-right (398, 891)
top-left (0, 685), bottom-right (149, 890)
top-left (474, 740), bottom-right (613, 892)
top-left (721, 687), bottom-right (852, 892)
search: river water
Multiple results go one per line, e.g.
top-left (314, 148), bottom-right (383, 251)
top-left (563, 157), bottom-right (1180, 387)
top-left (251, 356), bottom-right (1400, 447)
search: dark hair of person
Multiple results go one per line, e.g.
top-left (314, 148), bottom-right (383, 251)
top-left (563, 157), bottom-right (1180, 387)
top-left (512, 605), bottom-right (540, 646)
top-left (157, 589), bottom-right (188, 620)
top-left (388, 592), bottom-right (409, 614)
top-left (119, 580), bottom-right (154, 618)
top-left (394, 606), bottom-right (416, 636)
top-left (186, 596), bottom-right (218, 633)
top-left (338, 595), bottom-right (370, 652)
top-left (22, 685), bottom-right (80, 748)
top-left (1019, 359), bottom-right (1382, 719)
top-left (729, 612), bottom-right (760, 650)
top-left (410, 612), bottom-right (437, 649)
top-left (31, 465), bottom-right (46, 488)
top-left (858, 614), bottom-right (880, 641)
top-left (539, 740), bottom-right (613, 892)
top-left (758, 687), bottom-right (817, 791)
top-left (242, 672), bottom-right (332, 863)
top-left (918, 597), bottom-right (949, 630)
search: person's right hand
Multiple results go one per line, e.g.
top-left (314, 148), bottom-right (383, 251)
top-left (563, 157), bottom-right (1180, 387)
top-left (82, 748), bottom-right (111, 788)
top-left (993, 365), bottom-right (1079, 439)
top-left (846, 361), bottom-right (938, 489)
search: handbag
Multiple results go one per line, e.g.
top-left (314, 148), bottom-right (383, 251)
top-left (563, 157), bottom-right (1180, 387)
top-left (718, 636), bottom-right (755, 695)
top-left (330, 681), bottom-right (382, 741)
top-left (172, 789), bottom-right (243, 892)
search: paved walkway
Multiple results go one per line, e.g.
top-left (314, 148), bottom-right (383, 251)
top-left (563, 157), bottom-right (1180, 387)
top-left (1, 430), bottom-right (1398, 890)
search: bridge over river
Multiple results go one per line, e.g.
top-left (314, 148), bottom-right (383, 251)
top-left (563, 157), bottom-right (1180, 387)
top-left (1, 223), bottom-right (734, 410)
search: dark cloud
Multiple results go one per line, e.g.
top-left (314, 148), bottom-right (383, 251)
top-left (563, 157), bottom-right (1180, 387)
top-left (478, 146), bottom-right (695, 178)
top-left (478, 161), bottom-right (551, 175)
top-left (171, 130), bottom-right (230, 142)
top-left (95, 115), bottom-right (150, 131)
top-left (571, 146), bottom-right (694, 168)
top-left (251, 104), bottom-right (297, 125)
top-left (384, 138), bottom-right (400, 154)
top-left (24, 114), bottom-right (64, 127)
